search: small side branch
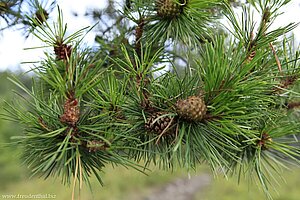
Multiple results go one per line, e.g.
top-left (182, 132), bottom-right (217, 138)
top-left (133, 17), bottom-right (151, 109)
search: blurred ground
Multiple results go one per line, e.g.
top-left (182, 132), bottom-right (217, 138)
top-left (145, 174), bottom-right (211, 200)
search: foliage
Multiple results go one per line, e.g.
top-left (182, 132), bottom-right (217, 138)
top-left (2, 0), bottom-right (300, 199)
top-left (0, 72), bottom-right (30, 188)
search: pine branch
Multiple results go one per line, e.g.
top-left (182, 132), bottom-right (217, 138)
top-left (3, 1), bottom-right (300, 200)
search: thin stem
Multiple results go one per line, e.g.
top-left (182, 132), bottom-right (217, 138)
top-left (269, 42), bottom-right (282, 73)
top-left (134, 17), bottom-right (152, 109)
top-left (72, 154), bottom-right (79, 200)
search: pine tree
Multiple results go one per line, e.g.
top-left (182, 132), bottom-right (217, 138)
top-left (0, 0), bottom-right (56, 31)
top-left (2, 0), bottom-right (300, 199)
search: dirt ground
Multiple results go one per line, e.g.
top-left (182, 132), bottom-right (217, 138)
top-left (145, 174), bottom-right (211, 200)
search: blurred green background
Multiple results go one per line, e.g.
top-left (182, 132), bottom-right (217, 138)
top-left (1, 71), bottom-right (300, 200)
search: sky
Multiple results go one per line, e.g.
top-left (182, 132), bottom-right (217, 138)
top-left (0, 0), bottom-right (300, 72)
top-left (0, 0), bottom-right (109, 71)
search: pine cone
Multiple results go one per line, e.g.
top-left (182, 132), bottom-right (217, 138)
top-left (145, 112), bottom-right (174, 135)
top-left (155, 0), bottom-right (186, 18)
top-left (175, 96), bottom-right (207, 121)
top-left (54, 42), bottom-right (72, 60)
top-left (60, 97), bottom-right (79, 126)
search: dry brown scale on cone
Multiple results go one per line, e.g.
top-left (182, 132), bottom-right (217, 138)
top-left (60, 95), bottom-right (80, 127)
top-left (155, 0), bottom-right (187, 18)
top-left (175, 96), bottom-right (207, 122)
top-left (145, 111), bottom-right (175, 135)
top-left (54, 41), bottom-right (72, 60)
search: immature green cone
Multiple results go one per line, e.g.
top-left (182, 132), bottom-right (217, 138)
top-left (145, 112), bottom-right (174, 135)
top-left (176, 96), bottom-right (207, 121)
top-left (155, 0), bottom-right (185, 18)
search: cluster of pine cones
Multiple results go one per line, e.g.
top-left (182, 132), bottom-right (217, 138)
top-left (145, 96), bottom-right (207, 136)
